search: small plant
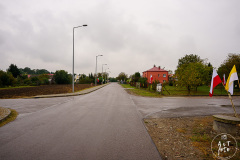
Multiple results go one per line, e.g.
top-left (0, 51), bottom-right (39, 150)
top-left (176, 128), bottom-right (186, 133)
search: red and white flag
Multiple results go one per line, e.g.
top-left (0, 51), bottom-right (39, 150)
top-left (223, 74), bottom-right (226, 85)
top-left (149, 75), bottom-right (153, 84)
top-left (209, 69), bottom-right (222, 97)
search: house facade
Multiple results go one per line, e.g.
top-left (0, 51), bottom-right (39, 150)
top-left (142, 65), bottom-right (169, 83)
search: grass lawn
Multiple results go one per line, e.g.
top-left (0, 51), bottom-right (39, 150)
top-left (121, 84), bottom-right (162, 97)
top-left (121, 83), bottom-right (240, 96)
top-left (0, 86), bottom-right (36, 90)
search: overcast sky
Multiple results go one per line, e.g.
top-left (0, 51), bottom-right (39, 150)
top-left (1, 0), bottom-right (240, 77)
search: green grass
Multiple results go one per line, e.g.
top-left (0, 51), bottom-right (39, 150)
top-left (120, 84), bottom-right (135, 89)
top-left (0, 109), bottom-right (18, 127)
top-left (120, 84), bottom-right (162, 97)
top-left (120, 83), bottom-right (240, 96)
top-left (0, 86), bottom-right (36, 90)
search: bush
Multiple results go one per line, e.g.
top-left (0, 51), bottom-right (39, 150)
top-left (0, 70), bottom-right (16, 87)
top-left (79, 77), bottom-right (94, 84)
top-left (30, 76), bottom-right (40, 86)
top-left (54, 70), bottom-right (71, 84)
top-left (139, 77), bottom-right (148, 88)
top-left (152, 80), bottom-right (160, 91)
top-left (38, 74), bottom-right (50, 85)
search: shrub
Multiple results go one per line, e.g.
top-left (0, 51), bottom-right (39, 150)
top-left (0, 70), bottom-right (16, 87)
top-left (152, 80), bottom-right (160, 91)
top-left (54, 70), bottom-right (71, 84)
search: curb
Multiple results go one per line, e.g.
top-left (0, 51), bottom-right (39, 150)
top-left (32, 83), bottom-right (109, 98)
top-left (0, 107), bottom-right (11, 123)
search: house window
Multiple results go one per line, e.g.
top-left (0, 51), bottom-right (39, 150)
top-left (163, 80), bottom-right (166, 83)
top-left (158, 74), bottom-right (160, 77)
top-left (163, 74), bottom-right (166, 77)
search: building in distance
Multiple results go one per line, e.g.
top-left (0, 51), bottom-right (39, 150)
top-left (142, 65), bottom-right (169, 84)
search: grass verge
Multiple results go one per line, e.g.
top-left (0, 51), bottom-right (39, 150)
top-left (120, 84), bottom-right (162, 97)
top-left (121, 83), bottom-right (240, 96)
top-left (0, 109), bottom-right (18, 127)
top-left (0, 86), bottom-right (36, 90)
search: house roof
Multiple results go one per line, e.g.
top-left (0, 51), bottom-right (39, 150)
top-left (143, 66), bottom-right (168, 73)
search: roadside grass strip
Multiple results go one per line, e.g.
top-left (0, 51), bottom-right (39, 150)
top-left (121, 84), bottom-right (240, 96)
top-left (0, 108), bottom-right (18, 127)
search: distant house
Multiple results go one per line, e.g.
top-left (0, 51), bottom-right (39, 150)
top-left (142, 65), bottom-right (169, 83)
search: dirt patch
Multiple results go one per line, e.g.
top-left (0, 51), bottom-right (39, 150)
top-left (0, 84), bottom-right (92, 99)
top-left (144, 116), bottom-right (240, 160)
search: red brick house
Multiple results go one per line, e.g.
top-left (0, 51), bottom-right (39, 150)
top-left (142, 65), bottom-right (169, 83)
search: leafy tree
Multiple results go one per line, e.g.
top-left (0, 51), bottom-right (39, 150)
top-left (109, 77), bottom-right (117, 82)
top-left (139, 77), bottom-right (148, 88)
top-left (0, 70), bottom-right (16, 87)
top-left (38, 74), bottom-right (50, 85)
top-left (116, 72), bottom-right (128, 81)
top-left (35, 69), bottom-right (50, 74)
top-left (54, 70), bottom-right (71, 84)
top-left (97, 73), bottom-right (102, 78)
top-left (30, 76), bottom-right (40, 86)
top-left (175, 54), bottom-right (212, 94)
top-left (133, 72), bottom-right (141, 82)
top-left (20, 67), bottom-right (50, 75)
top-left (7, 64), bottom-right (21, 78)
top-left (21, 67), bottom-right (35, 74)
top-left (218, 53), bottom-right (240, 80)
top-left (177, 54), bottom-right (203, 68)
top-left (80, 74), bottom-right (86, 79)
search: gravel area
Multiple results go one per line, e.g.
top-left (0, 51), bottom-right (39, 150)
top-left (144, 116), bottom-right (240, 160)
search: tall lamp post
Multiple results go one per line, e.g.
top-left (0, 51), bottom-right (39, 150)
top-left (95, 55), bottom-right (103, 86)
top-left (72, 24), bottom-right (87, 93)
top-left (102, 64), bottom-right (107, 84)
top-left (105, 68), bottom-right (109, 84)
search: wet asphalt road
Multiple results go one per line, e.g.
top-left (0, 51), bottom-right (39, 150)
top-left (0, 83), bottom-right (239, 160)
top-left (0, 83), bottom-right (161, 160)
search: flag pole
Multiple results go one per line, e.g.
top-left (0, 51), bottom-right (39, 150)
top-left (222, 82), bottom-right (238, 117)
top-left (238, 80), bottom-right (240, 89)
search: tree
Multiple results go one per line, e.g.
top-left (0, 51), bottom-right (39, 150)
top-left (54, 70), bottom-right (71, 84)
top-left (7, 64), bottom-right (21, 78)
top-left (35, 69), bottom-right (50, 74)
top-left (218, 53), bottom-right (240, 80)
top-left (133, 72), bottom-right (141, 82)
top-left (177, 54), bottom-right (203, 68)
top-left (0, 70), bottom-right (16, 87)
top-left (175, 54), bottom-right (212, 94)
top-left (176, 62), bottom-right (205, 93)
top-left (139, 77), bottom-right (148, 88)
top-left (116, 72), bottom-right (128, 81)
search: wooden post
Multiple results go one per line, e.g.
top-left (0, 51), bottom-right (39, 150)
top-left (227, 92), bottom-right (238, 117)
top-left (222, 82), bottom-right (238, 117)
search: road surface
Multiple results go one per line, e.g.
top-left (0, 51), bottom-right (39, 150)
top-left (0, 83), bottom-right (239, 160)
top-left (0, 83), bottom-right (161, 160)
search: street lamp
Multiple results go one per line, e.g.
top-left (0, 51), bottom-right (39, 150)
top-left (102, 64), bottom-right (107, 84)
top-left (72, 24), bottom-right (87, 93)
top-left (95, 55), bottom-right (103, 86)
top-left (105, 68), bottom-right (109, 84)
